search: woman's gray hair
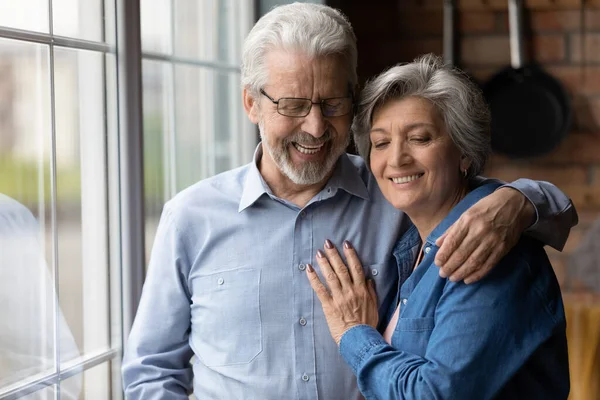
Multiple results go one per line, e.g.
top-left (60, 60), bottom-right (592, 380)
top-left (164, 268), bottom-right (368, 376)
top-left (241, 3), bottom-right (357, 97)
top-left (353, 54), bottom-right (491, 178)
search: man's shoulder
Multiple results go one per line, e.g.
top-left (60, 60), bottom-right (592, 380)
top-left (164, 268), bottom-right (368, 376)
top-left (165, 163), bottom-right (251, 217)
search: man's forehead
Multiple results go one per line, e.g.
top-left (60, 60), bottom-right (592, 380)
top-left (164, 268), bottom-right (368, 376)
top-left (263, 49), bottom-right (348, 94)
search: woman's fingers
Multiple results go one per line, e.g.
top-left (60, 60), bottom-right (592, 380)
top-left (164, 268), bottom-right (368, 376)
top-left (305, 264), bottom-right (331, 304)
top-left (367, 279), bottom-right (377, 305)
top-left (323, 239), bottom-right (353, 286)
top-left (342, 240), bottom-right (367, 287)
top-left (315, 249), bottom-right (343, 295)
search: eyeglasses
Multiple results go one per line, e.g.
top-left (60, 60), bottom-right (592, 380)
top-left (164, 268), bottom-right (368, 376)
top-left (260, 89), bottom-right (353, 118)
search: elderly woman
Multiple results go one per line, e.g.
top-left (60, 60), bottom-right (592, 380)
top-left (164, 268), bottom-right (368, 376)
top-left (306, 54), bottom-right (569, 400)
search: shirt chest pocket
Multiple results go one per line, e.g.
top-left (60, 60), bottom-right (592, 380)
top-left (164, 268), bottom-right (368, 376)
top-left (393, 317), bottom-right (435, 357)
top-left (190, 268), bottom-right (262, 367)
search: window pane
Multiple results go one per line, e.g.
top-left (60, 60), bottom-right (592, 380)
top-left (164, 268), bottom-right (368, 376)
top-left (53, 48), bottom-right (110, 365)
top-left (174, 0), bottom-right (251, 64)
top-left (52, 0), bottom-right (103, 42)
top-left (142, 59), bottom-right (173, 264)
top-left (0, 0), bottom-right (49, 33)
top-left (174, 66), bottom-right (254, 191)
top-left (0, 38), bottom-right (55, 390)
top-left (16, 384), bottom-right (56, 400)
top-left (61, 359), bottom-right (117, 399)
top-left (140, 0), bottom-right (172, 54)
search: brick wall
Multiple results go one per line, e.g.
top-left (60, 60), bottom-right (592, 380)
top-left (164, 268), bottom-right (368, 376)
top-left (334, 0), bottom-right (600, 290)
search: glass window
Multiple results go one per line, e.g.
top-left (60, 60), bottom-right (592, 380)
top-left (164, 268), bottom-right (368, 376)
top-left (142, 59), bottom-right (173, 262)
top-left (173, 0), bottom-right (244, 64)
top-left (52, 0), bottom-right (103, 42)
top-left (0, 0), bottom-right (119, 398)
top-left (140, 0), bottom-right (172, 55)
top-left (53, 47), bottom-right (110, 364)
top-left (0, 38), bottom-right (54, 391)
top-left (0, 0), bottom-right (49, 33)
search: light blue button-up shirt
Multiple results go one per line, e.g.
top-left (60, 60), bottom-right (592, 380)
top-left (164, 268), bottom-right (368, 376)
top-left (122, 146), bottom-right (577, 399)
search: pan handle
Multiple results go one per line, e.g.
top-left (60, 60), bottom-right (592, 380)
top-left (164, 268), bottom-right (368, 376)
top-left (443, 0), bottom-right (455, 66)
top-left (508, 0), bottom-right (525, 69)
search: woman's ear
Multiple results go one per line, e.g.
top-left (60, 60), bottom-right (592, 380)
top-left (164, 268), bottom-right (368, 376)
top-left (460, 155), bottom-right (472, 175)
top-left (243, 88), bottom-right (260, 124)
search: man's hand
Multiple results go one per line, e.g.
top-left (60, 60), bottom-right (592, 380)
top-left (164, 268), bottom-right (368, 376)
top-left (434, 187), bottom-right (535, 284)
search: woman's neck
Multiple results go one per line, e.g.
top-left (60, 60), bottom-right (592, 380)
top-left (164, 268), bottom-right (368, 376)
top-left (409, 183), bottom-right (470, 243)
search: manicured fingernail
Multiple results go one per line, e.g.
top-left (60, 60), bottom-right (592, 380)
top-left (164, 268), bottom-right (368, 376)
top-left (439, 270), bottom-right (447, 278)
top-left (317, 250), bottom-right (325, 258)
top-left (343, 240), bottom-right (353, 249)
top-left (449, 275), bottom-right (459, 282)
top-left (307, 264), bottom-right (314, 272)
top-left (325, 239), bottom-right (333, 249)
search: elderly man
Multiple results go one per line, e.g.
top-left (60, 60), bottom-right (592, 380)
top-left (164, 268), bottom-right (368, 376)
top-left (122, 3), bottom-right (577, 399)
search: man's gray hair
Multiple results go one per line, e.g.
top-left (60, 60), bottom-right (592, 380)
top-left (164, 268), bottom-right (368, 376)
top-left (353, 54), bottom-right (491, 178)
top-left (241, 2), bottom-right (358, 97)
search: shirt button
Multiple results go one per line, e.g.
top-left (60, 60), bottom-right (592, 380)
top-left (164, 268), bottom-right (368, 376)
top-left (402, 298), bottom-right (408, 305)
top-left (301, 374), bottom-right (310, 382)
top-left (299, 317), bottom-right (307, 326)
top-left (424, 246), bottom-right (431, 254)
top-left (371, 268), bottom-right (379, 276)
top-left (217, 278), bottom-right (224, 285)
top-left (298, 264), bottom-right (306, 271)
top-left (300, 211), bottom-right (307, 218)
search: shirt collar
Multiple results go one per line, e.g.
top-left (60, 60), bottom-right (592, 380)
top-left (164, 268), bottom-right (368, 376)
top-left (426, 182), bottom-right (501, 244)
top-left (238, 143), bottom-right (369, 212)
top-left (238, 145), bottom-right (271, 212)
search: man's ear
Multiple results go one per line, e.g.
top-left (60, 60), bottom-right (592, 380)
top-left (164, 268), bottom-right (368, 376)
top-left (243, 88), bottom-right (260, 124)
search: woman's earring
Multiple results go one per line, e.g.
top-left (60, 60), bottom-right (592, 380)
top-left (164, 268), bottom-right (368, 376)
top-left (462, 169), bottom-right (468, 178)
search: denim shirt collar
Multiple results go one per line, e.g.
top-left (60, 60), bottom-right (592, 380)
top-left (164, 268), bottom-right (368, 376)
top-left (389, 182), bottom-right (501, 313)
top-left (239, 143), bottom-right (369, 212)
top-left (391, 183), bottom-right (500, 262)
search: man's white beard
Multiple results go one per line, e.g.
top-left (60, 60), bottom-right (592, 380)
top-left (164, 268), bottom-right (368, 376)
top-left (258, 121), bottom-right (349, 186)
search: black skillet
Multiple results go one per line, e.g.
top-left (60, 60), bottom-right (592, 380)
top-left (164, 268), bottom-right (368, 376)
top-left (482, 0), bottom-right (571, 158)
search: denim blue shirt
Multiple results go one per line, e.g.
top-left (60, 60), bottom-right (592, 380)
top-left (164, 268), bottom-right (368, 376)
top-left (122, 145), bottom-right (576, 399)
top-left (339, 183), bottom-right (570, 400)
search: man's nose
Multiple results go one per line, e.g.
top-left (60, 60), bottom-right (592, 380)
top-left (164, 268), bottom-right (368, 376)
top-left (301, 104), bottom-right (327, 138)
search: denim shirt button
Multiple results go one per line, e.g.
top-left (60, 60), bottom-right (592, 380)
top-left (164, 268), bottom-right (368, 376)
top-left (298, 264), bottom-right (306, 271)
top-left (371, 268), bottom-right (379, 276)
top-left (217, 278), bottom-right (224, 285)
top-left (302, 374), bottom-right (310, 382)
top-left (299, 317), bottom-right (307, 326)
top-left (402, 298), bottom-right (408, 305)
top-left (424, 246), bottom-right (431, 254)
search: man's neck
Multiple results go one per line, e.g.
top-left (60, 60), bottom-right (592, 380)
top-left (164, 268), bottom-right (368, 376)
top-left (258, 156), bottom-right (332, 209)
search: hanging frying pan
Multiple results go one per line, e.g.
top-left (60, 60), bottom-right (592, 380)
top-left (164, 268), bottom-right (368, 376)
top-left (482, 0), bottom-right (571, 158)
